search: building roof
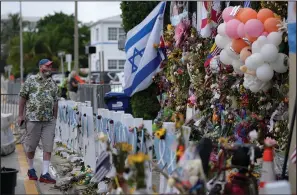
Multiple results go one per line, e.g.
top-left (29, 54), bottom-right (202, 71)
top-left (89, 15), bottom-right (122, 28)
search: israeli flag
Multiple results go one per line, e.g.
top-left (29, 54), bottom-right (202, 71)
top-left (123, 2), bottom-right (167, 97)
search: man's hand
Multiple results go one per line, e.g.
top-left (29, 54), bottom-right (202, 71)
top-left (18, 116), bottom-right (25, 126)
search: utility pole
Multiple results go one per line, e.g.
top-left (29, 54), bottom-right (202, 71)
top-left (74, 1), bottom-right (79, 71)
top-left (20, 1), bottom-right (24, 83)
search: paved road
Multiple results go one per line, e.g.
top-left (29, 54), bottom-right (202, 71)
top-left (1, 144), bottom-right (62, 194)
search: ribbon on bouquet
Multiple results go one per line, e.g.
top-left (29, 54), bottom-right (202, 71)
top-left (102, 118), bottom-right (111, 142)
top-left (157, 140), bottom-right (166, 167)
top-left (58, 105), bottom-right (67, 123)
top-left (114, 121), bottom-right (124, 143)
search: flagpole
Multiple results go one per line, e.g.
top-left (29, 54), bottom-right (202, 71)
top-left (74, 1), bottom-right (79, 72)
top-left (20, 1), bottom-right (24, 83)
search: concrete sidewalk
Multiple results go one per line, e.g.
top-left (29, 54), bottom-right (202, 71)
top-left (1, 144), bottom-right (62, 194)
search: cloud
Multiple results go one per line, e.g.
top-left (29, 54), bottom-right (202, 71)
top-left (1, 1), bottom-right (122, 23)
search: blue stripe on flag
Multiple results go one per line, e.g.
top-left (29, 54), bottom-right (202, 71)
top-left (244, 1), bottom-right (251, 7)
top-left (124, 52), bottom-right (162, 96)
top-left (288, 23), bottom-right (296, 54)
top-left (124, 2), bottom-right (166, 53)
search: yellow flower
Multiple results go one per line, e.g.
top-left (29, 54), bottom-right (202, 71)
top-left (130, 187), bottom-right (136, 194)
top-left (167, 24), bottom-right (173, 31)
top-left (218, 137), bottom-right (228, 145)
top-left (153, 43), bottom-right (159, 49)
top-left (154, 128), bottom-right (166, 139)
top-left (127, 153), bottom-right (149, 165)
top-left (121, 143), bottom-right (132, 152)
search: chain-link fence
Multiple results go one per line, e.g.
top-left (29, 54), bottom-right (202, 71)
top-left (78, 84), bottom-right (123, 113)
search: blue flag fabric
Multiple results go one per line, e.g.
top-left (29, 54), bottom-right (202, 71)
top-left (123, 2), bottom-right (167, 97)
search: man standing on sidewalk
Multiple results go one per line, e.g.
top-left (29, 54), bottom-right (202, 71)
top-left (18, 59), bottom-right (58, 184)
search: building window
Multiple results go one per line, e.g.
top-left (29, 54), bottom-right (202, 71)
top-left (108, 60), bottom-right (117, 69)
top-left (118, 60), bottom-right (125, 69)
top-left (96, 28), bottom-right (99, 41)
top-left (119, 28), bottom-right (125, 35)
top-left (108, 27), bottom-right (117, 40)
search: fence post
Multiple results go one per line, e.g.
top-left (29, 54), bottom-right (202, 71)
top-left (93, 85), bottom-right (98, 114)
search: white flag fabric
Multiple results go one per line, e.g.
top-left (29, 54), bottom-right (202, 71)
top-left (123, 2), bottom-right (167, 97)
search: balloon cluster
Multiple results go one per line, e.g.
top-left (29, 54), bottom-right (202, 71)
top-left (215, 7), bottom-right (289, 93)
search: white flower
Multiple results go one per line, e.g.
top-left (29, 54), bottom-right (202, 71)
top-left (167, 177), bottom-right (176, 187)
top-left (249, 130), bottom-right (258, 142)
top-left (98, 132), bottom-right (107, 142)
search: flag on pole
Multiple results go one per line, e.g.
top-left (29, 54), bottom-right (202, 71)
top-left (288, 1), bottom-right (296, 54)
top-left (123, 2), bottom-right (167, 97)
top-left (290, 146), bottom-right (296, 164)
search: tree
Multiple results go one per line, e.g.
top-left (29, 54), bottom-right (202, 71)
top-left (120, 1), bottom-right (170, 33)
top-left (1, 13), bottom-right (29, 63)
top-left (120, 1), bottom-right (171, 120)
top-left (7, 12), bottom-right (90, 77)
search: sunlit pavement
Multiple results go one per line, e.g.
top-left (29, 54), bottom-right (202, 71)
top-left (1, 143), bottom-right (62, 194)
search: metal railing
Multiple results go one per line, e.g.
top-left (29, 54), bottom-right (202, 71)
top-left (1, 94), bottom-right (19, 118)
top-left (78, 83), bottom-right (123, 113)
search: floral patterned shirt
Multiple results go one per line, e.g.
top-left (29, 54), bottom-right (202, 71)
top-left (19, 73), bottom-right (58, 121)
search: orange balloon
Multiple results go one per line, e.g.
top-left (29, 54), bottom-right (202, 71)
top-left (239, 8), bottom-right (257, 23)
top-left (264, 17), bottom-right (281, 33)
top-left (235, 8), bottom-right (246, 20)
top-left (257, 8), bottom-right (275, 23)
top-left (240, 46), bottom-right (252, 62)
top-left (231, 38), bottom-right (248, 54)
top-left (245, 35), bottom-right (257, 43)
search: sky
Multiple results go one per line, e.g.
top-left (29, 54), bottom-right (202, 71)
top-left (1, 1), bottom-right (122, 23)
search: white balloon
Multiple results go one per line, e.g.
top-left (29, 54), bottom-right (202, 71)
top-left (243, 80), bottom-right (250, 89)
top-left (232, 59), bottom-right (244, 70)
top-left (260, 44), bottom-right (278, 62)
top-left (249, 77), bottom-right (264, 93)
top-left (257, 36), bottom-right (269, 46)
top-left (249, 84), bottom-right (261, 93)
top-left (256, 63), bottom-right (274, 82)
top-left (245, 53), bottom-right (264, 70)
top-left (252, 41), bottom-right (261, 53)
top-left (217, 23), bottom-right (226, 37)
top-left (261, 82), bottom-right (272, 92)
top-left (219, 49), bottom-right (233, 65)
top-left (225, 43), bottom-right (240, 60)
top-left (267, 32), bottom-right (283, 46)
top-left (270, 53), bottom-right (289, 73)
top-left (215, 34), bottom-right (231, 49)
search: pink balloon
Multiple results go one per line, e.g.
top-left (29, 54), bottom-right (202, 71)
top-left (262, 32), bottom-right (269, 36)
top-left (244, 19), bottom-right (264, 37)
top-left (222, 7), bottom-right (235, 22)
top-left (226, 19), bottom-right (241, 39)
top-left (237, 23), bottom-right (245, 38)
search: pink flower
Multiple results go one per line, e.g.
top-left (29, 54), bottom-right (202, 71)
top-left (264, 137), bottom-right (277, 147)
top-left (174, 19), bottom-right (190, 47)
top-left (188, 95), bottom-right (197, 104)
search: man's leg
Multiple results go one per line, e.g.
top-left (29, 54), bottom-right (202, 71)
top-left (39, 120), bottom-right (56, 184)
top-left (24, 121), bottom-right (42, 180)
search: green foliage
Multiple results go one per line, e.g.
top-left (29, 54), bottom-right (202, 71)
top-left (130, 84), bottom-right (161, 120)
top-left (120, 1), bottom-right (169, 120)
top-left (120, 1), bottom-right (170, 33)
top-left (6, 12), bottom-right (90, 77)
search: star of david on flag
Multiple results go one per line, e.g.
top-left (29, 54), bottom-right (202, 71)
top-left (129, 47), bottom-right (145, 73)
top-left (123, 2), bottom-right (167, 97)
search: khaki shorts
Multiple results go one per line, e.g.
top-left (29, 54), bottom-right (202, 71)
top-left (24, 120), bottom-right (56, 153)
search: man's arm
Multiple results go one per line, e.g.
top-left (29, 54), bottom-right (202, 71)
top-left (53, 101), bottom-right (58, 119)
top-left (53, 83), bottom-right (59, 119)
top-left (18, 78), bottom-right (30, 125)
top-left (18, 97), bottom-right (26, 118)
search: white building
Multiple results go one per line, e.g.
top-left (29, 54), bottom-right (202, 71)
top-left (89, 15), bottom-right (126, 72)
